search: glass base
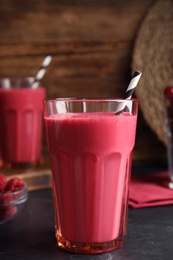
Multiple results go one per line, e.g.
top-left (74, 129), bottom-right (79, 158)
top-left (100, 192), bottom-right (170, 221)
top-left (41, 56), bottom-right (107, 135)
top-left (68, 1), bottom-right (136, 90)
top-left (1, 159), bottom-right (42, 171)
top-left (56, 234), bottom-right (124, 254)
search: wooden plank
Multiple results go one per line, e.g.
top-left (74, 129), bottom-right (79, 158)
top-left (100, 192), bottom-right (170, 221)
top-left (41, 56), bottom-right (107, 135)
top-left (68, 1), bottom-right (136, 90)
top-left (0, 1), bottom-right (154, 49)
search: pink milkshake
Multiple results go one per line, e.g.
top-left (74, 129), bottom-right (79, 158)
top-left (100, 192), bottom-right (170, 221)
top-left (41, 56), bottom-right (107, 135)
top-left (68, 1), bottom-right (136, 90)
top-left (44, 98), bottom-right (138, 254)
top-left (0, 78), bottom-right (46, 168)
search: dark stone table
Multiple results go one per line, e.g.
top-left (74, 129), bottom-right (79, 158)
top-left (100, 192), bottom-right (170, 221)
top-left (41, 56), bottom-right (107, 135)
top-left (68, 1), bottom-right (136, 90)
top-left (0, 178), bottom-right (173, 260)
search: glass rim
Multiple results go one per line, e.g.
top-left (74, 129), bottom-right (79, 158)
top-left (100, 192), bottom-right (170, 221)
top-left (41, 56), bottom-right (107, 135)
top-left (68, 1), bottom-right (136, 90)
top-left (44, 97), bottom-right (138, 103)
top-left (0, 77), bottom-right (44, 89)
top-left (0, 77), bottom-right (34, 81)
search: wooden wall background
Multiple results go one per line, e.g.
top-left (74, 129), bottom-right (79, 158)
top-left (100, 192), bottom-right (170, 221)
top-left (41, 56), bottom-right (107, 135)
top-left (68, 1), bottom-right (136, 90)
top-left (0, 0), bottom-right (167, 167)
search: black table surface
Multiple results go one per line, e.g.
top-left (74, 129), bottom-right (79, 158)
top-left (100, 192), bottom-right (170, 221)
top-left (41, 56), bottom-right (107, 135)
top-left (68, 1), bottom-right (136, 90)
top-left (1, 169), bottom-right (173, 260)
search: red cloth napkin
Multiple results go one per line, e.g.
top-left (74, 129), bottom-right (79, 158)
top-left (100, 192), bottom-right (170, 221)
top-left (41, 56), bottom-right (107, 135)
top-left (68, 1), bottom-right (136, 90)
top-left (129, 171), bottom-right (173, 208)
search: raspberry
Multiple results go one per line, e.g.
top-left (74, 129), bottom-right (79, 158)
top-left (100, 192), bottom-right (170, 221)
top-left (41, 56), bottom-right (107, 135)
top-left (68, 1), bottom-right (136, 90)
top-left (0, 205), bottom-right (17, 219)
top-left (0, 174), bottom-right (7, 192)
top-left (5, 177), bottom-right (25, 192)
top-left (164, 86), bottom-right (173, 96)
top-left (0, 191), bottom-right (13, 205)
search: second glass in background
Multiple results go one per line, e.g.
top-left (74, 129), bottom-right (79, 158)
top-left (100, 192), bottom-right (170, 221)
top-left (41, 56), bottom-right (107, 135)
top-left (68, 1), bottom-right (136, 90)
top-left (0, 77), bottom-right (46, 169)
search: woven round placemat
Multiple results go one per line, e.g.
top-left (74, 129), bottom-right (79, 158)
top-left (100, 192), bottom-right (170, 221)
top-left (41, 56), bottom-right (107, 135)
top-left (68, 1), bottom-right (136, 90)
top-left (132, 0), bottom-right (173, 146)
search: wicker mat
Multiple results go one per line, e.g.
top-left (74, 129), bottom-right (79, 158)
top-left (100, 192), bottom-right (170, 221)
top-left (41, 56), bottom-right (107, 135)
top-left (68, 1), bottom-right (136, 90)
top-left (132, 0), bottom-right (173, 145)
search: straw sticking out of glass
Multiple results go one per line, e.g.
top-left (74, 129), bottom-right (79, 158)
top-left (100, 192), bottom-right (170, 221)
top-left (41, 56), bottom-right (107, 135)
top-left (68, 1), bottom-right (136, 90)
top-left (31, 55), bottom-right (52, 89)
top-left (115, 70), bottom-right (142, 115)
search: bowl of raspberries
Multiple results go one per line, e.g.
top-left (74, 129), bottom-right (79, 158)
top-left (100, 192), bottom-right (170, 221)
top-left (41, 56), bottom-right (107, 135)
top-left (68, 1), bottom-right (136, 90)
top-left (0, 173), bottom-right (28, 224)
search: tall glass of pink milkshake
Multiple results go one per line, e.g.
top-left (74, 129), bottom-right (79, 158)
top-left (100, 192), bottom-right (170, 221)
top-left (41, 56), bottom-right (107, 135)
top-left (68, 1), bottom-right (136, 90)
top-left (0, 77), bottom-right (46, 169)
top-left (44, 98), bottom-right (138, 254)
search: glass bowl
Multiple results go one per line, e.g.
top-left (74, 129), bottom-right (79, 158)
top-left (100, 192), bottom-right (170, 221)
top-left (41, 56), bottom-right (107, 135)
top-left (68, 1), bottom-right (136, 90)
top-left (0, 185), bottom-right (28, 224)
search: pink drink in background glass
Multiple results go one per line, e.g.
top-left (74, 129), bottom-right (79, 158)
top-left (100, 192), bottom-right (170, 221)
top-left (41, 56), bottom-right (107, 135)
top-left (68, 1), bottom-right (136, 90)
top-left (44, 98), bottom-right (138, 254)
top-left (0, 78), bottom-right (46, 168)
